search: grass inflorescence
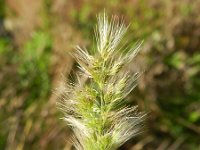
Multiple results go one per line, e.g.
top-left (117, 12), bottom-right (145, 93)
top-left (58, 12), bottom-right (146, 150)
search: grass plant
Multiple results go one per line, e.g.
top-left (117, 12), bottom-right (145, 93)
top-left (58, 12), bottom-right (146, 150)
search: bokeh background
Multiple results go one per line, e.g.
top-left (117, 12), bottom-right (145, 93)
top-left (0, 0), bottom-right (200, 150)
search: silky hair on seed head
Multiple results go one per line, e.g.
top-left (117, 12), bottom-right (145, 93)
top-left (57, 12), bottom-right (146, 150)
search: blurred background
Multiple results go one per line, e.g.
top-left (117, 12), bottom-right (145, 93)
top-left (0, 0), bottom-right (200, 150)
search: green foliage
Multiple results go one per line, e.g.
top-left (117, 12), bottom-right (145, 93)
top-left (18, 31), bottom-right (52, 104)
top-left (0, 31), bottom-right (52, 149)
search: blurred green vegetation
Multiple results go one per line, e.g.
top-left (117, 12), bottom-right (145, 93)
top-left (0, 0), bottom-right (200, 150)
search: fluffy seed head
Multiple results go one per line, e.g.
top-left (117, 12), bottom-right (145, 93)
top-left (57, 12), bottom-right (146, 150)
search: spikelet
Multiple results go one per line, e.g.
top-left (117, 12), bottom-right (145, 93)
top-left (57, 12), bottom-right (146, 150)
